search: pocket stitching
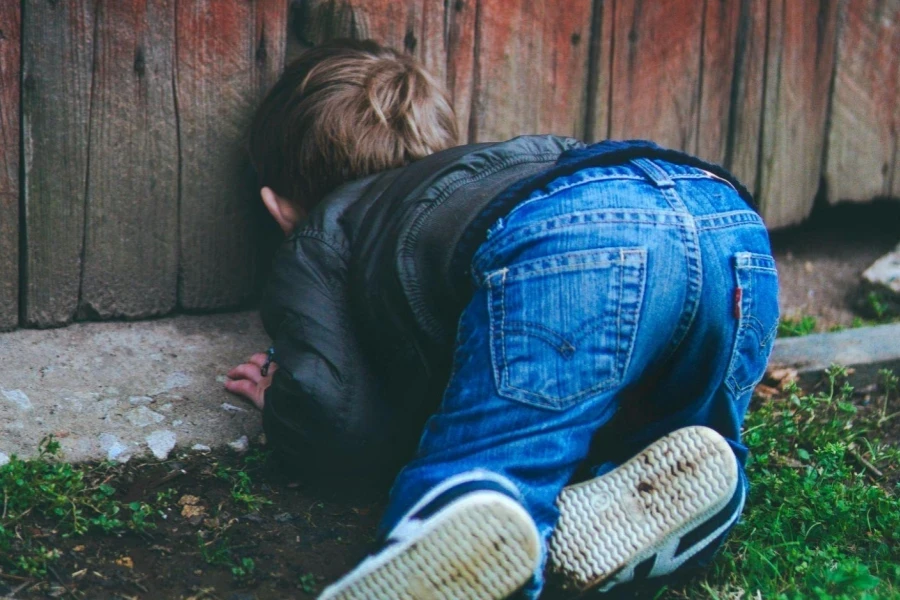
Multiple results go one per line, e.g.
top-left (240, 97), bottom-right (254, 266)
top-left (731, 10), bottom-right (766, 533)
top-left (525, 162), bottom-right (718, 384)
top-left (726, 259), bottom-right (779, 394)
top-left (490, 248), bottom-right (647, 409)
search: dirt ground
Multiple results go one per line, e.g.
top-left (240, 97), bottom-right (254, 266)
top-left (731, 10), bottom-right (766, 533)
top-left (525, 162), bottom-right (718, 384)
top-left (3, 201), bottom-right (898, 600)
top-left (2, 451), bottom-right (388, 600)
top-left (771, 200), bottom-right (900, 329)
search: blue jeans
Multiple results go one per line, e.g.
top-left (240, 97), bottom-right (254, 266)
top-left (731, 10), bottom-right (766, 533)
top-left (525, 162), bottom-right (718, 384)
top-left (379, 158), bottom-right (779, 597)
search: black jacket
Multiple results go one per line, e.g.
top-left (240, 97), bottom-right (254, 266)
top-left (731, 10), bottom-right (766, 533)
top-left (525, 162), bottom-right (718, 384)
top-left (260, 136), bottom-right (583, 476)
top-left (258, 136), bottom-right (755, 477)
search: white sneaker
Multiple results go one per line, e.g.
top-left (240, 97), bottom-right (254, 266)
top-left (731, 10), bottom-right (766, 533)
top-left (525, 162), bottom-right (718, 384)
top-left (319, 472), bottom-right (542, 600)
top-left (550, 426), bottom-right (743, 594)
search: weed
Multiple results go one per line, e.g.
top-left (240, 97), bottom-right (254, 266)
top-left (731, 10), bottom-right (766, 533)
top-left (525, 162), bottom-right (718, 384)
top-left (214, 450), bottom-right (273, 512)
top-left (866, 291), bottom-right (891, 321)
top-left (231, 557), bottom-right (255, 579)
top-left (778, 315), bottom-right (818, 337)
top-left (677, 367), bottom-right (900, 598)
top-left (299, 572), bottom-right (319, 594)
top-left (0, 436), bottom-right (163, 576)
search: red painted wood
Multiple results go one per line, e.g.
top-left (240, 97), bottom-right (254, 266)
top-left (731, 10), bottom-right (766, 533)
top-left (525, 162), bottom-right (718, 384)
top-left (826, 0), bottom-right (900, 203)
top-left (698, 0), bottom-right (742, 164)
top-left (726, 0), bottom-right (768, 194)
top-left (0, 1), bottom-right (19, 330)
top-left (756, 0), bottom-right (839, 228)
top-left (605, 1), bottom-right (705, 151)
top-left (289, 0), bottom-right (445, 82)
top-left (176, 0), bottom-right (288, 310)
top-left (448, 0), bottom-right (592, 142)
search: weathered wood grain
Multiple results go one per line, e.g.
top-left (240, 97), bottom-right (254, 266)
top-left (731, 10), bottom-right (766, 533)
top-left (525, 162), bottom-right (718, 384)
top-left (600, 1), bottom-right (705, 151)
top-left (22, 0), bottom-right (95, 327)
top-left (0, 2), bottom-right (19, 330)
top-left (698, 0), bottom-right (742, 164)
top-left (80, 0), bottom-right (179, 319)
top-left (290, 0), bottom-right (445, 82)
top-left (825, 0), bottom-right (900, 203)
top-left (724, 0), bottom-right (768, 193)
top-left (585, 0), bottom-right (613, 142)
top-left (755, 0), bottom-right (840, 228)
top-left (176, 0), bottom-right (288, 310)
top-left (448, 0), bottom-right (592, 142)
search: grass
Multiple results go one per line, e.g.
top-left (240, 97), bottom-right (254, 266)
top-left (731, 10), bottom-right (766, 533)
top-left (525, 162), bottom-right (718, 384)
top-left (674, 366), bottom-right (900, 599)
top-left (778, 315), bottom-right (819, 337)
top-left (2, 369), bottom-right (898, 597)
top-left (0, 437), bottom-right (160, 577)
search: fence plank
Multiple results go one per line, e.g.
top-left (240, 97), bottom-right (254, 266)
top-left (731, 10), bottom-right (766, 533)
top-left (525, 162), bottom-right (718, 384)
top-left (0, 2), bottom-right (19, 330)
top-left (755, 0), bottom-right (840, 228)
top-left (291, 0), bottom-right (446, 82)
top-left (447, 0), bottom-right (592, 142)
top-left (697, 0), bottom-right (742, 164)
top-left (22, 0), bottom-right (94, 327)
top-left (825, 0), bottom-right (900, 203)
top-left (80, 0), bottom-right (178, 319)
top-left (725, 0), bottom-right (768, 194)
top-left (585, 0), bottom-right (613, 142)
top-left (176, 0), bottom-right (287, 310)
top-left (601, 1), bottom-right (704, 151)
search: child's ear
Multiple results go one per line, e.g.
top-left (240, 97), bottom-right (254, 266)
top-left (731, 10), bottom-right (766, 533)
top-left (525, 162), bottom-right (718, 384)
top-left (260, 187), bottom-right (302, 235)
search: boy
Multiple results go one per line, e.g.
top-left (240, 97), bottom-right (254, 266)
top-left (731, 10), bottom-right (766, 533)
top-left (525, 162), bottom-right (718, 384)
top-left (226, 40), bottom-right (778, 599)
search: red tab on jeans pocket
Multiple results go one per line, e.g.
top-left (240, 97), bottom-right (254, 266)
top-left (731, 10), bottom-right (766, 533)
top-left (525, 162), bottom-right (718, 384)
top-left (733, 288), bottom-right (743, 319)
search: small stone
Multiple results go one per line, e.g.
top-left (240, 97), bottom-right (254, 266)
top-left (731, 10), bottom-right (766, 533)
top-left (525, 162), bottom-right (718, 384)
top-left (125, 406), bottom-right (165, 428)
top-left (146, 430), bottom-right (177, 460)
top-left (221, 402), bottom-right (247, 413)
top-left (99, 433), bottom-right (132, 463)
top-left (273, 512), bottom-right (293, 523)
top-left (0, 451), bottom-right (9, 467)
top-left (158, 403), bottom-right (174, 413)
top-left (2, 389), bottom-right (32, 411)
top-left (165, 371), bottom-right (192, 390)
top-left (216, 375), bottom-right (228, 384)
top-left (172, 419), bottom-right (183, 426)
top-left (192, 444), bottom-right (211, 452)
top-left (228, 435), bottom-right (249, 453)
top-left (129, 395), bottom-right (153, 405)
top-left (860, 243), bottom-right (900, 316)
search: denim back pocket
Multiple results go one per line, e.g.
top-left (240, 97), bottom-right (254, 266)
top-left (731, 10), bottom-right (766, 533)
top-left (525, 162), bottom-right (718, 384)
top-left (485, 247), bottom-right (647, 411)
top-left (726, 252), bottom-right (779, 395)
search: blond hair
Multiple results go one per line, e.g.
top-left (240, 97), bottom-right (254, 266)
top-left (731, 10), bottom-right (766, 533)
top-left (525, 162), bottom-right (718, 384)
top-left (249, 39), bottom-right (459, 209)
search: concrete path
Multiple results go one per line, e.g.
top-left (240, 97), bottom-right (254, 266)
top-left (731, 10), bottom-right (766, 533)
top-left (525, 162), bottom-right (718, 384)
top-left (768, 322), bottom-right (900, 386)
top-left (0, 312), bottom-right (269, 465)
top-left (2, 312), bottom-right (897, 465)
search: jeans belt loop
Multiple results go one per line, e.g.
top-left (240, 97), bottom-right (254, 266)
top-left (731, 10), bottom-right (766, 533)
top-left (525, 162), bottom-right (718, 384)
top-left (629, 158), bottom-right (675, 189)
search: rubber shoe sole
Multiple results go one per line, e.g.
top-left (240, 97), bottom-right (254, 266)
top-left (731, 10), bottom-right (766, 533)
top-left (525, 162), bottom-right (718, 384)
top-left (318, 490), bottom-right (541, 600)
top-left (549, 426), bottom-right (739, 594)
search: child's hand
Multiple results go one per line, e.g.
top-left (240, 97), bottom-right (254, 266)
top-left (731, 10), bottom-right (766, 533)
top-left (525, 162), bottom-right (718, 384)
top-left (225, 352), bottom-right (276, 411)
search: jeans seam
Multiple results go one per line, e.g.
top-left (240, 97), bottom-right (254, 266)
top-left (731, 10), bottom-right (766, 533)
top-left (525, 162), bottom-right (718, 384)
top-left (658, 187), bottom-right (703, 361)
top-left (473, 211), bottom-right (690, 275)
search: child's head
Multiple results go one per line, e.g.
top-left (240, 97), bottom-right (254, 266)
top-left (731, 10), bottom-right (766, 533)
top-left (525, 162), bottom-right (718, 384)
top-left (250, 39), bottom-right (458, 229)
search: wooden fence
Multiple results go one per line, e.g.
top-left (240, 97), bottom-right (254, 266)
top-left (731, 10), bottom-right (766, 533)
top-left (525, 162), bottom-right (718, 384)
top-left (0, 0), bottom-right (897, 330)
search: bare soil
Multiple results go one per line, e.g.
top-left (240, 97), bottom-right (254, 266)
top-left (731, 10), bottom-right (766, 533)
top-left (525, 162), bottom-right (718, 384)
top-left (771, 200), bottom-right (900, 329)
top-left (3, 452), bottom-right (388, 599)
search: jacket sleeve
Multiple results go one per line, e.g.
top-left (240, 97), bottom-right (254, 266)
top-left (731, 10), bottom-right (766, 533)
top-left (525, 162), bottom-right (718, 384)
top-left (260, 232), bottom-right (412, 478)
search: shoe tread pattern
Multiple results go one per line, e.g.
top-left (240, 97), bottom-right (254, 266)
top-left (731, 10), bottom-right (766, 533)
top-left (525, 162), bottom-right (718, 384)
top-left (549, 426), bottom-right (738, 592)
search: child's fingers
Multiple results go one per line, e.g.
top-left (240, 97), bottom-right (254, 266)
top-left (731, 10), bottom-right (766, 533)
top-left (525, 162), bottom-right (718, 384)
top-left (248, 352), bottom-right (269, 368)
top-left (224, 378), bottom-right (259, 404)
top-left (227, 363), bottom-right (262, 383)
